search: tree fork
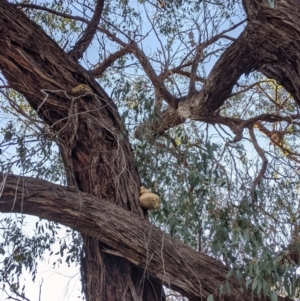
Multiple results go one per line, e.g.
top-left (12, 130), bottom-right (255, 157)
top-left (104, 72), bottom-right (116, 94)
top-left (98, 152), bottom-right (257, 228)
top-left (136, 0), bottom-right (300, 140)
top-left (0, 1), bottom-right (164, 300)
top-left (0, 0), bottom-right (299, 300)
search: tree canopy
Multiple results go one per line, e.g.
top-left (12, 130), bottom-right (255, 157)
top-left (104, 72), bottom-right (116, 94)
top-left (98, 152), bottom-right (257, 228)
top-left (0, 0), bottom-right (300, 300)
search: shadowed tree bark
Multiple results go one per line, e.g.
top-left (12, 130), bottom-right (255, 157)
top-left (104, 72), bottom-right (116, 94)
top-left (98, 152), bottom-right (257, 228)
top-left (0, 0), bottom-right (299, 300)
top-left (0, 1), bottom-right (164, 300)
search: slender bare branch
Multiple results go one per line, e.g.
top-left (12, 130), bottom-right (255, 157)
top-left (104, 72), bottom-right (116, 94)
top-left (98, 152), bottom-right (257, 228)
top-left (188, 20), bottom-right (245, 95)
top-left (68, 0), bottom-right (105, 60)
top-left (188, 45), bottom-right (204, 95)
top-left (254, 122), bottom-right (300, 163)
top-left (161, 67), bottom-right (205, 83)
top-left (249, 127), bottom-right (268, 188)
top-left (88, 47), bottom-right (131, 77)
top-left (229, 81), bottom-right (270, 97)
top-left (128, 42), bottom-right (178, 108)
top-left (15, 3), bottom-right (89, 23)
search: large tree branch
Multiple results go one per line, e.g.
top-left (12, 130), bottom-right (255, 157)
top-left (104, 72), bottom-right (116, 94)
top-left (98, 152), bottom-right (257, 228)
top-left (136, 0), bottom-right (300, 140)
top-left (135, 28), bottom-right (258, 139)
top-left (176, 28), bottom-right (258, 119)
top-left (68, 0), bottom-right (105, 60)
top-left (242, 0), bottom-right (300, 106)
top-left (0, 173), bottom-right (289, 301)
top-left (188, 19), bottom-right (246, 95)
top-left (0, 0), bottom-right (144, 214)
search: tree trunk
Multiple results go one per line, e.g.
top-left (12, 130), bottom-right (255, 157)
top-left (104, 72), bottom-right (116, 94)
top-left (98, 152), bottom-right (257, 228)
top-left (1, 0), bottom-right (300, 300)
top-left (0, 1), bottom-right (164, 300)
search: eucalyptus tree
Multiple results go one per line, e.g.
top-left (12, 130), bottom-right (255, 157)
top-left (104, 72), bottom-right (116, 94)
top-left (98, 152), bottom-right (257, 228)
top-left (0, 0), bottom-right (300, 300)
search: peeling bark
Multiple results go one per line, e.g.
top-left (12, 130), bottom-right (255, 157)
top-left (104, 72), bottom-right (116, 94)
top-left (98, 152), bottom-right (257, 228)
top-left (0, 2), bottom-right (162, 300)
top-left (0, 173), bottom-right (291, 301)
top-left (0, 0), bottom-right (299, 300)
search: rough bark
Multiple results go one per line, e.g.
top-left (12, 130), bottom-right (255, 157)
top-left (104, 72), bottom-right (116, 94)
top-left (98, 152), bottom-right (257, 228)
top-left (0, 0), bottom-right (299, 300)
top-left (0, 173), bottom-right (291, 301)
top-left (243, 0), bottom-right (300, 106)
top-left (68, 0), bottom-right (105, 60)
top-left (0, 1), bottom-right (163, 300)
top-left (136, 0), bottom-right (300, 140)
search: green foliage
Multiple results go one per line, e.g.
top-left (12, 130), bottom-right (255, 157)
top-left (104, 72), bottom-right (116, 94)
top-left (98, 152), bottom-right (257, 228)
top-left (0, 0), bottom-right (299, 300)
